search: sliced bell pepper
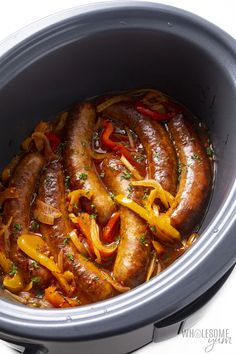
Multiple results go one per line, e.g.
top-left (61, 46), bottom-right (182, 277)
top-left (134, 101), bottom-right (170, 121)
top-left (114, 194), bottom-right (180, 241)
top-left (3, 272), bottom-right (24, 293)
top-left (17, 234), bottom-right (61, 273)
top-left (102, 212), bottom-right (120, 242)
top-left (101, 120), bottom-right (145, 175)
top-left (44, 286), bottom-right (79, 308)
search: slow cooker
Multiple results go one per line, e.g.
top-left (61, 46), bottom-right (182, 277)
top-left (0, 2), bottom-right (235, 354)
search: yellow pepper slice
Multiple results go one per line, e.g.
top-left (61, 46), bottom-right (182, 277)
top-left (131, 179), bottom-right (174, 209)
top-left (17, 234), bottom-right (60, 273)
top-left (3, 272), bottom-right (24, 293)
top-left (114, 194), bottom-right (180, 241)
top-left (0, 251), bottom-right (12, 273)
top-left (68, 189), bottom-right (92, 212)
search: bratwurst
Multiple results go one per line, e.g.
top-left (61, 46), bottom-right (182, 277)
top-left (38, 160), bottom-right (114, 302)
top-left (102, 156), bottom-right (151, 287)
top-left (65, 103), bottom-right (116, 225)
top-left (167, 115), bottom-right (213, 235)
top-left (103, 101), bottom-right (178, 195)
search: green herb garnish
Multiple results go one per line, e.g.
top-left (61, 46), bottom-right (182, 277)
top-left (30, 220), bottom-right (40, 232)
top-left (13, 223), bottom-right (22, 233)
top-left (63, 236), bottom-right (70, 245)
top-left (90, 214), bottom-right (97, 219)
top-left (140, 235), bottom-right (149, 246)
top-left (121, 171), bottom-right (132, 180)
top-left (134, 154), bottom-right (145, 163)
top-left (31, 276), bottom-right (40, 286)
top-left (9, 264), bottom-right (17, 276)
top-left (65, 175), bottom-right (70, 189)
top-left (67, 253), bottom-right (74, 261)
top-left (191, 153), bottom-right (201, 161)
top-left (32, 261), bottom-right (40, 269)
top-left (206, 146), bottom-right (214, 157)
top-left (79, 173), bottom-right (88, 181)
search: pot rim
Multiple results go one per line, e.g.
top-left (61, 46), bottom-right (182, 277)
top-left (0, 1), bottom-right (235, 341)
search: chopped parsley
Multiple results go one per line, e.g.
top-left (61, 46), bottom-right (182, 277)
top-left (67, 253), bottom-right (74, 261)
top-left (90, 214), bottom-right (97, 219)
top-left (191, 153), bottom-right (201, 161)
top-left (121, 171), bottom-right (132, 180)
top-left (93, 132), bottom-right (99, 140)
top-left (31, 276), bottom-right (40, 286)
top-left (142, 188), bottom-right (149, 201)
top-left (206, 146), bottom-right (214, 157)
top-left (63, 236), bottom-right (70, 245)
top-left (134, 154), bottom-right (145, 163)
top-left (94, 276), bottom-right (100, 282)
top-left (150, 226), bottom-right (157, 233)
top-left (9, 264), bottom-right (17, 276)
top-left (140, 235), bottom-right (149, 246)
top-left (65, 175), bottom-right (70, 189)
top-left (79, 172), bottom-right (88, 181)
top-left (30, 220), bottom-right (40, 232)
top-left (13, 223), bottom-right (22, 233)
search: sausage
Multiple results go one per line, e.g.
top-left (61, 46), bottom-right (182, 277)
top-left (38, 160), bottom-right (114, 302)
top-left (3, 153), bottom-right (51, 286)
top-left (64, 103), bottom-right (116, 225)
top-left (103, 102), bottom-right (178, 195)
top-left (167, 115), bottom-right (213, 235)
top-left (102, 156), bottom-right (151, 287)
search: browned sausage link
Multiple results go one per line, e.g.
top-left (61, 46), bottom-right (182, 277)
top-left (38, 161), bottom-right (114, 302)
top-left (103, 102), bottom-right (178, 195)
top-left (3, 153), bottom-right (51, 286)
top-left (102, 157), bottom-right (151, 288)
top-left (64, 103), bottom-right (116, 225)
top-left (167, 115), bottom-right (213, 235)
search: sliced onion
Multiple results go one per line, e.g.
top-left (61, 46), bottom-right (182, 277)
top-left (88, 149), bottom-right (113, 160)
top-left (52, 271), bottom-right (75, 295)
top-left (54, 111), bottom-right (69, 133)
top-left (100, 270), bottom-right (130, 293)
top-left (125, 126), bottom-right (135, 148)
top-left (146, 252), bottom-right (157, 282)
top-left (120, 155), bottom-right (142, 180)
top-left (97, 95), bottom-right (131, 113)
top-left (32, 132), bottom-right (56, 160)
top-left (21, 136), bottom-right (33, 151)
top-left (152, 240), bottom-right (166, 255)
top-left (69, 229), bottom-right (88, 256)
top-left (57, 249), bottom-right (64, 273)
top-left (34, 199), bottom-right (62, 225)
top-left (90, 219), bottom-right (118, 256)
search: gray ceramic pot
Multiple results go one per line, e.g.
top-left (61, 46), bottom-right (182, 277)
top-left (0, 3), bottom-right (235, 354)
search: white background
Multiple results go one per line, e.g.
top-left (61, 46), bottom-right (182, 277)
top-left (0, 1), bottom-right (235, 354)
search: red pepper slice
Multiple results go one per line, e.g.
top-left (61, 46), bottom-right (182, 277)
top-left (101, 120), bottom-right (145, 176)
top-left (100, 121), bottom-right (117, 149)
top-left (45, 132), bottom-right (61, 152)
top-left (102, 212), bottom-right (120, 243)
top-left (134, 101), bottom-right (170, 121)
